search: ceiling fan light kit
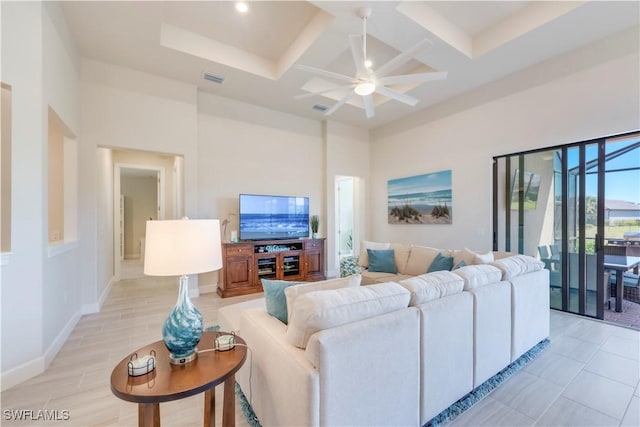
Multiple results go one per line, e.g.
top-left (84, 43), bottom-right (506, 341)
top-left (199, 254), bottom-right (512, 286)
top-left (354, 82), bottom-right (375, 96)
top-left (295, 8), bottom-right (447, 119)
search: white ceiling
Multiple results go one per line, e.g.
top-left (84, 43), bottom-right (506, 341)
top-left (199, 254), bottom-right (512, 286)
top-left (60, 1), bottom-right (639, 129)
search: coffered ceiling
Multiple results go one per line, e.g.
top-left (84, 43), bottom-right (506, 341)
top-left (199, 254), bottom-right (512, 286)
top-left (60, 1), bottom-right (639, 129)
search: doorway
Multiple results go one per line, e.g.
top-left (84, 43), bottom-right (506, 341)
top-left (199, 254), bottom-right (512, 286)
top-left (493, 131), bottom-right (640, 325)
top-left (114, 163), bottom-right (164, 280)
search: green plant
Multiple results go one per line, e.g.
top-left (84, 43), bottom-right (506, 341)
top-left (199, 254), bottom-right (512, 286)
top-left (390, 204), bottom-right (420, 221)
top-left (310, 215), bottom-right (319, 233)
top-left (431, 203), bottom-right (450, 219)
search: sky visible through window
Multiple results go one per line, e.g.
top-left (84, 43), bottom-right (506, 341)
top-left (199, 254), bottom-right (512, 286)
top-left (580, 139), bottom-right (639, 204)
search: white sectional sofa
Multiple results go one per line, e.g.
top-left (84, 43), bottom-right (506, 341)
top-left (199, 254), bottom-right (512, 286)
top-left (218, 246), bottom-right (550, 427)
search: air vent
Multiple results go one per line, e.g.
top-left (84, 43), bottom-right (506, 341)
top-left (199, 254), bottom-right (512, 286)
top-left (312, 104), bottom-right (328, 112)
top-left (203, 72), bottom-right (224, 84)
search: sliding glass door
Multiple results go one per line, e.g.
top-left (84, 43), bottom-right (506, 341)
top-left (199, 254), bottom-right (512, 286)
top-left (494, 135), bottom-right (640, 320)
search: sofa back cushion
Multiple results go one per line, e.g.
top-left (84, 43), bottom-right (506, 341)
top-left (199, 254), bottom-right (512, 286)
top-left (490, 255), bottom-right (544, 280)
top-left (358, 241), bottom-right (391, 267)
top-left (398, 271), bottom-right (464, 306)
top-left (404, 246), bottom-right (447, 276)
top-left (286, 282), bottom-right (410, 348)
top-left (453, 264), bottom-right (503, 290)
top-left (391, 243), bottom-right (411, 273)
top-left (284, 274), bottom-right (362, 322)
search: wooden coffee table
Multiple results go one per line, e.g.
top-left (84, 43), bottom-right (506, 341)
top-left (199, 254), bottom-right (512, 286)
top-left (110, 332), bottom-right (247, 427)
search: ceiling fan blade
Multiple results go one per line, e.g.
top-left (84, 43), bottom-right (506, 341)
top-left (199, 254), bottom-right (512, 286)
top-left (374, 39), bottom-right (433, 78)
top-left (375, 86), bottom-right (419, 106)
top-left (294, 85), bottom-right (354, 99)
top-left (295, 64), bottom-right (356, 83)
top-left (348, 35), bottom-right (368, 79)
top-left (363, 94), bottom-right (375, 118)
top-left (377, 71), bottom-right (447, 86)
top-left (324, 91), bottom-right (355, 116)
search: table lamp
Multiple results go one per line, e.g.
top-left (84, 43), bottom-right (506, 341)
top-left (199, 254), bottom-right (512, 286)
top-left (144, 218), bottom-right (222, 364)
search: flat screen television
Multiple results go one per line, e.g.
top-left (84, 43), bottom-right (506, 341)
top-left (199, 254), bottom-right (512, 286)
top-left (239, 194), bottom-right (310, 241)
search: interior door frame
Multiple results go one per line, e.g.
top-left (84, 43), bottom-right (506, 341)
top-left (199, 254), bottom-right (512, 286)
top-left (113, 163), bottom-right (165, 280)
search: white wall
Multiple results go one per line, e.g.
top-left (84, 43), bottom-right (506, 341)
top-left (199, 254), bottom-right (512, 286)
top-left (1, 1), bottom-right (82, 389)
top-left (324, 121), bottom-right (370, 276)
top-left (80, 59), bottom-right (198, 297)
top-left (197, 92), bottom-right (324, 286)
top-left (370, 28), bottom-right (639, 251)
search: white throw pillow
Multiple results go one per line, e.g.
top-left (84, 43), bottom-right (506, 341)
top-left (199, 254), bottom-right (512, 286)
top-left (474, 251), bottom-right (494, 265)
top-left (284, 274), bottom-right (362, 321)
top-left (286, 282), bottom-right (410, 349)
top-left (453, 264), bottom-right (503, 290)
top-left (490, 255), bottom-right (544, 280)
top-left (398, 271), bottom-right (464, 306)
top-left (358, 241), bottom-right (391, 268)
top-left (453, 248), bottom-right (494, 266)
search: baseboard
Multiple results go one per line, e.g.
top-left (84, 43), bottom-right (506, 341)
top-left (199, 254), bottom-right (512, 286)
top-left (44, 311), bottom-right (81, 367)
top-left (1, 356), bottom-right (45, 392)
top-left (199, 283), bottom-right (218, 294)
top-left (82, 275), bottom-right (115, 315)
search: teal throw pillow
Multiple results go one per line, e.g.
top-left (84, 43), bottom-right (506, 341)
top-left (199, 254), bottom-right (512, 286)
top-left (262, 279), bottom-right (301, 324)
top-left (427, 252), bottom-right (454, 272)
top-left (367, 249), bottom-right (397, 273)
top-left (452, 260), bottom-right (467, 271)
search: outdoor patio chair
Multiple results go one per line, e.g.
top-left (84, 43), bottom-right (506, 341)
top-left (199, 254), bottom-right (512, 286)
top-left (609, 271), bottom-right (640, 305)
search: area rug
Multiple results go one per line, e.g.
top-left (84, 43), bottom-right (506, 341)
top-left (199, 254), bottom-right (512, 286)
top-left (234, 338), bottom-right (550, 427)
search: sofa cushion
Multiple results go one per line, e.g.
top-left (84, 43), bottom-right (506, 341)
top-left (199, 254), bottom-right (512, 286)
top-left (358, 241), bottom-right (391, 267)
top-left (368, 249), bottom-right (397, 273)
top-left (286, 282), bottom-right (410, 348)
top-left (390, 243), bottom-right (411, 274)
top-left (452, 248), bottom-right (494, 266)
top-left (427, 252), bottom-right (454, 273)
top-left (284, 274), bottom-right (362, 321)
top-left (398, 271), bottom-right (464, 306)
top-left (490, 255), bottom-right (544, 280)
top-left (404, 246), bottom-right (445, 276)
top-left (361, 272), bottom-right (412, 285)
top-left (262, 279), bottom-right (302, 324)
top-left (453, 264), bottom-right (503, 290)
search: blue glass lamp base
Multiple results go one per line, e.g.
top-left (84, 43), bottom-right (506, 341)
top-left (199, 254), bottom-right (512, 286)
top-left (162, 275), bottom-right (203, 365)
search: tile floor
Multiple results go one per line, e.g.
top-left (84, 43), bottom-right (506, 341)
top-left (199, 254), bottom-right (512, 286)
top-left (1, 261), bottom-right (639, 427)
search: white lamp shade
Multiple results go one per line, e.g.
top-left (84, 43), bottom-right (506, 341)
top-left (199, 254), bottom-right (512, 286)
top-left (144, 219), bottom-right (222, 276)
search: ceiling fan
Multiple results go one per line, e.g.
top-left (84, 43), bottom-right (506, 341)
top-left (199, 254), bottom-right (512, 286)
top-left (295, 7), bottom-right (447, 119)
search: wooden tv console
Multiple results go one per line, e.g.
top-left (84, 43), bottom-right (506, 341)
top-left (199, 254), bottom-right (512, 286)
top-left (217, 238), bottom-right (326, 298)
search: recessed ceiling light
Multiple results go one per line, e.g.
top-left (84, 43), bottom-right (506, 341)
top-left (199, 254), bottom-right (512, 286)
top-left (235, 2), bottom-right (249, 13)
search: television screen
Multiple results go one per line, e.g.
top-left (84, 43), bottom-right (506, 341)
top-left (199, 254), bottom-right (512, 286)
top-left (239, 194), bottom-right (310, 241)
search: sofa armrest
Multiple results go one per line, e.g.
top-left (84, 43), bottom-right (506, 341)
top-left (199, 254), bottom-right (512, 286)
top-left (305, 307), bottom-right (421, 427)
top-left (239, 309), bottom-right (319, 427)
top-left (340, 255), bottom-right (364, 277)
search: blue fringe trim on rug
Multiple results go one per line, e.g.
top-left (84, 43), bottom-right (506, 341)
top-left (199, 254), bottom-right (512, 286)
top-left (425, 338), bottom-right (550, 427)
top-left (236, 382), bottom-right (262, 427)
top-left (233, 338), bottom-right (550, 427)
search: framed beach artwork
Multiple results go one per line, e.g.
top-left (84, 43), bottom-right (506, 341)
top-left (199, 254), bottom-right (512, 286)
top-left (388, 170), bottom-right (452, 224)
